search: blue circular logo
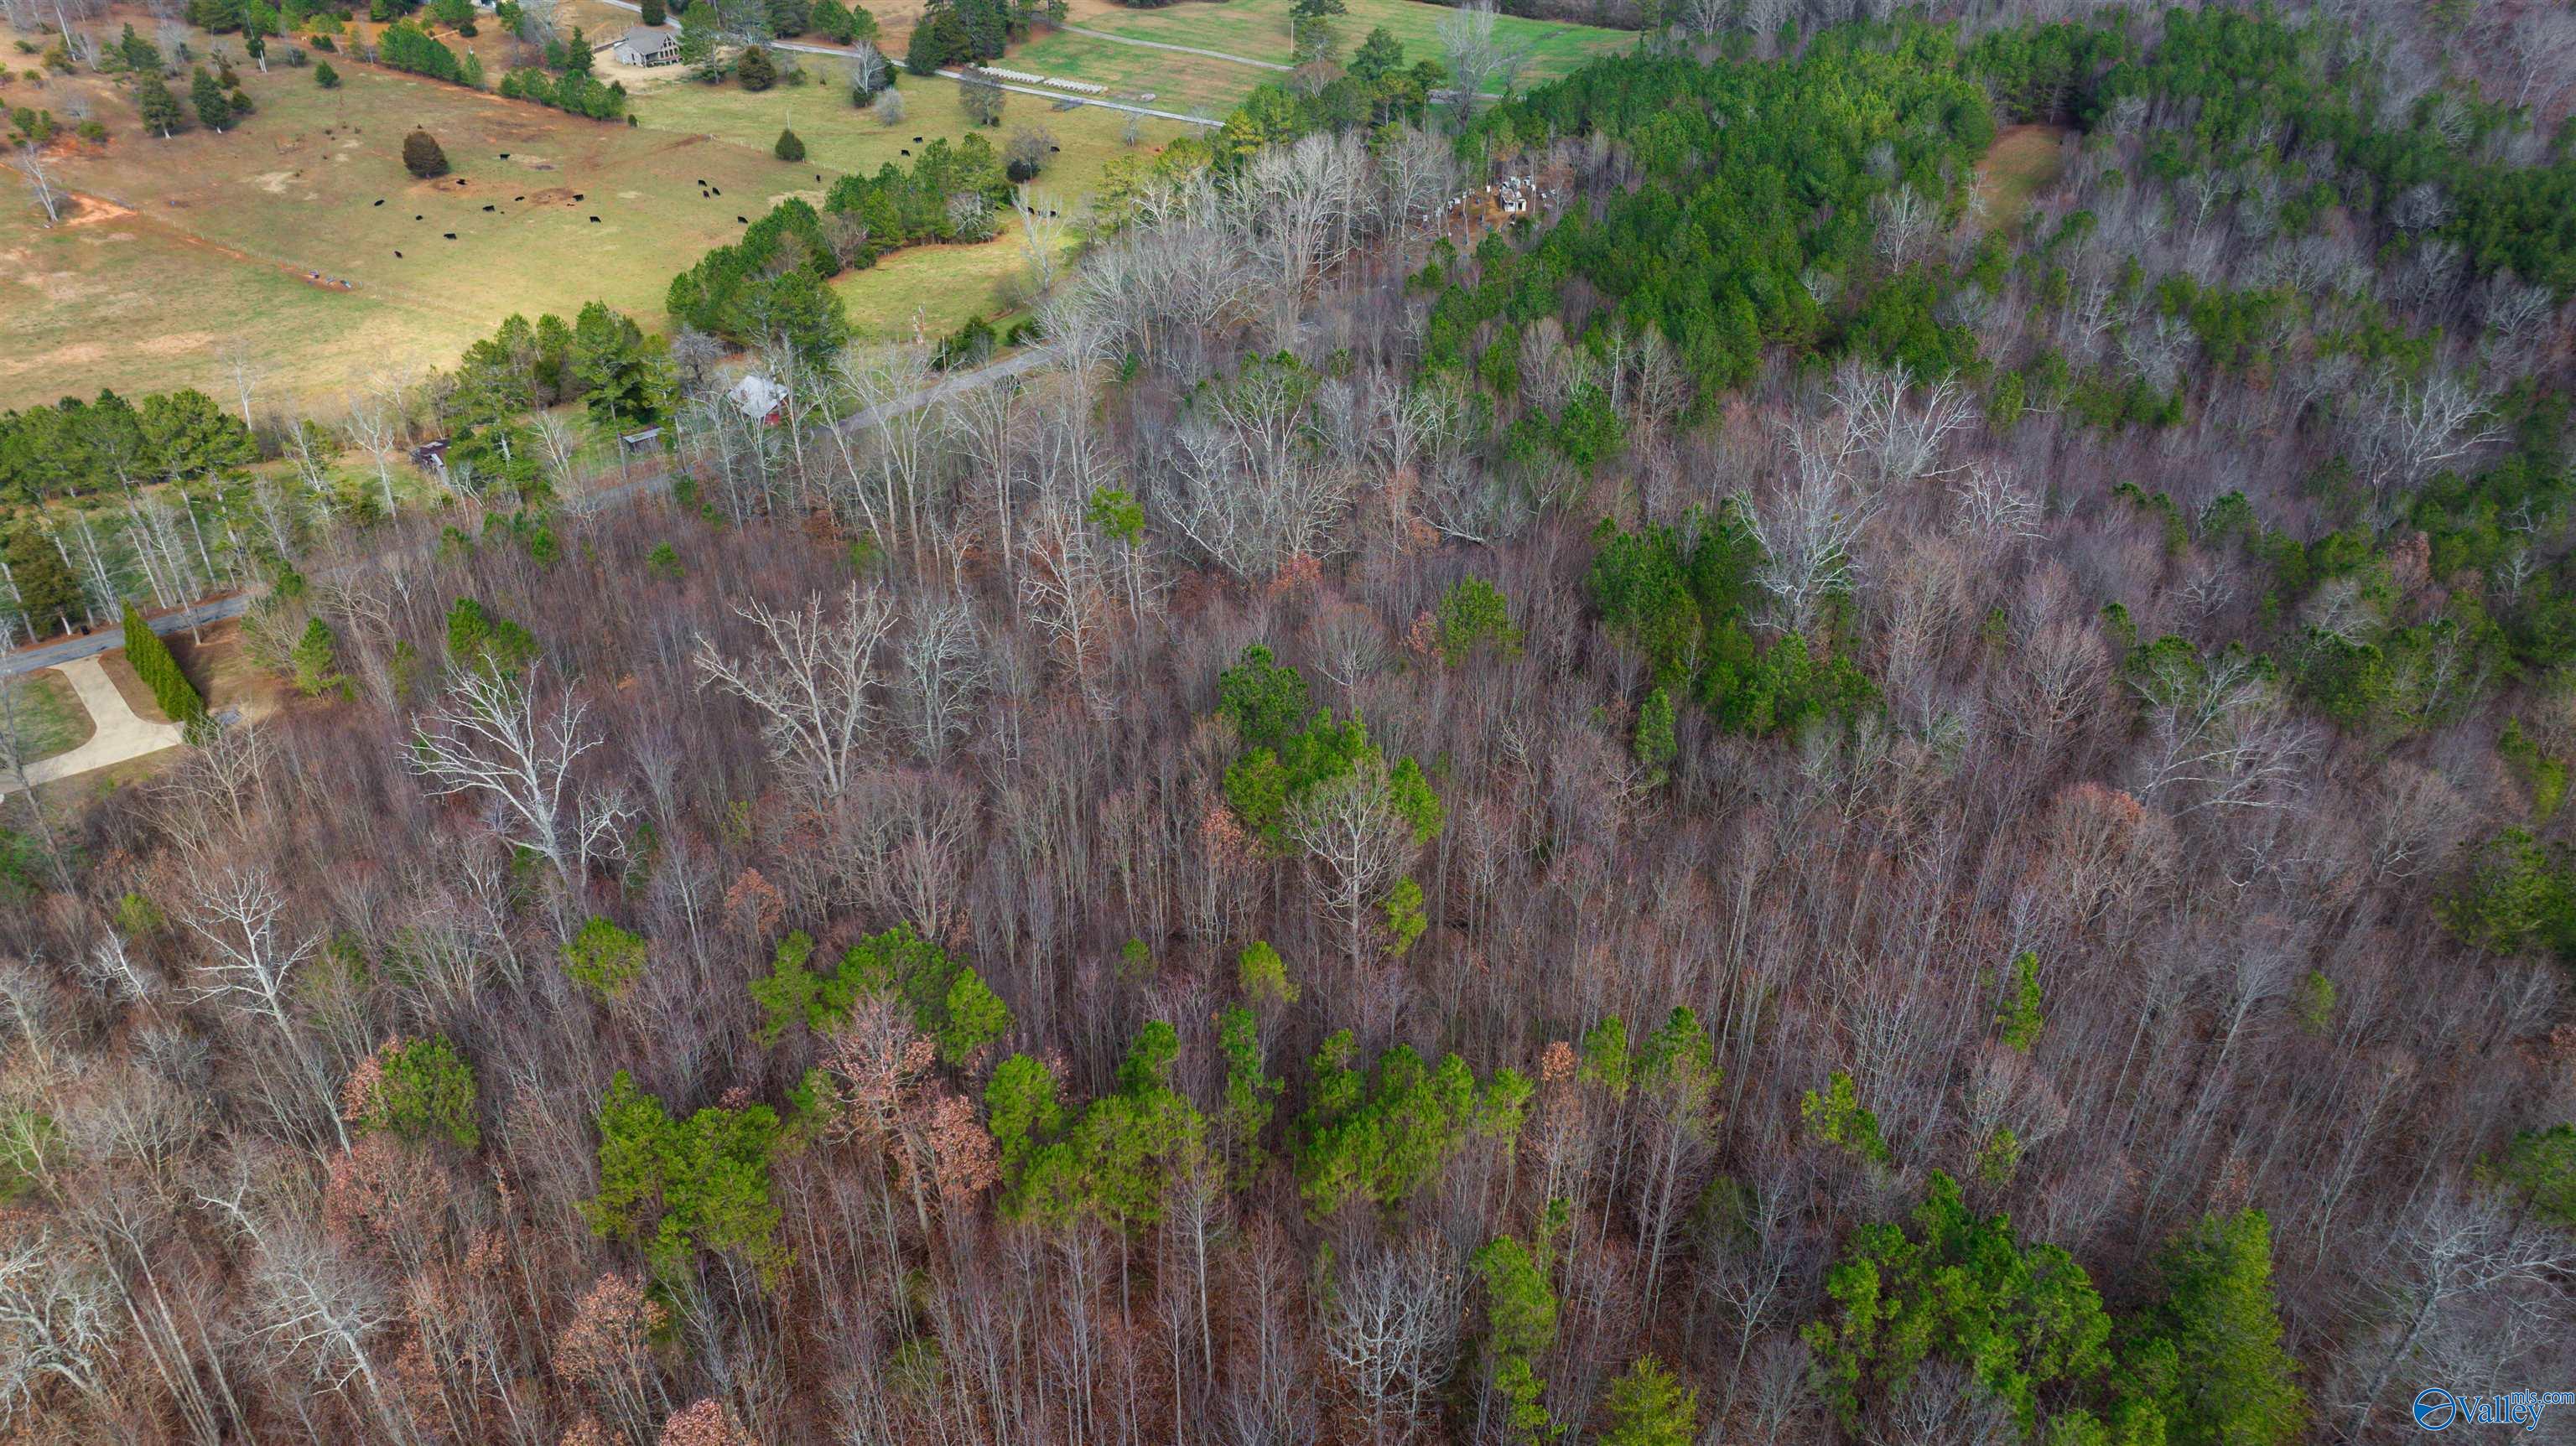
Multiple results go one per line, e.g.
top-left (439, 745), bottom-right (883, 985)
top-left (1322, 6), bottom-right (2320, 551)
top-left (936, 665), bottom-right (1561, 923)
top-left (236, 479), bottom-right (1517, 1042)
top-left (2414, 1389), bottom-right (2458, 1431)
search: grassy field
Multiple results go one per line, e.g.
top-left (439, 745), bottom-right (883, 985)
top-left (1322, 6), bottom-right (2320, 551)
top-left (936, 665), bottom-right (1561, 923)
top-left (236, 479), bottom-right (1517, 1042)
top-left (1059, 0), bottom-right (1633, 81)
top-left (1, 8), bottom-right (1182, 406)
top-left (1004, 27), bottom-right (1264, 118)
top-left (1, 671), bottom-right (94, 764)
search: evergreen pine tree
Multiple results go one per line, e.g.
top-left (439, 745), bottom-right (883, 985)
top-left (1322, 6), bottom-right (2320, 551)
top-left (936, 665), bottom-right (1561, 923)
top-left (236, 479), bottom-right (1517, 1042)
top-left (735, 44), bottom-right (776, 91)
top-left (120, 604), bottom-right (208, 727)
top-left (291, 618), bottom-right (345, 697)
top-left (117, 23), bottom-right (163, 70)
top-left (191, 67), bottom-right (233, 130)
top-left (773, 127), bottom-right (804, 161)
top-left (1600, 1356), bottom-right (1700, 1446)
top-left (3, 529), bottom-right (81, 637)
top-left (402, 127), bottom-right (449, 178)
top-left (314, 59), bottom-right (340, 86)
top-left (2140, 1211), bottom-right (2307, 1446)
top-left (640, 0), bottom-right (666, 23)
top-left (135, 74), bottom-right (187, 137)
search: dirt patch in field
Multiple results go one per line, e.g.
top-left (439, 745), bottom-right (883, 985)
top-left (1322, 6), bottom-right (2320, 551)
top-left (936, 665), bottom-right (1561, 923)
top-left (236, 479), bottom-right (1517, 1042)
top-left (15, 265), bottom-right (107, 303)
top-left (59, 191), bottom-right (361, 293)
top-left (0, 329), bottom-right (215, 376)
top-left (60, 193), bottom-right (136, 226)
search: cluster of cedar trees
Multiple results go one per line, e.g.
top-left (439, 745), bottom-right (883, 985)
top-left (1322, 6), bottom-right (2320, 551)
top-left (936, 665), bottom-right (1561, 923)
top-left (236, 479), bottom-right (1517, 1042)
top-left (497, 27), bottom-right (630, 119)
top-left (130, 60), bottom-right (257, 137)
top-left (0, 391), bottom-right (257, 505)
top-left (640, 0), bottom-right (879, 43)
top-left (903, 0), bottom-right (1062, 74)
top-left (117, 604), bottom-right (208, 726)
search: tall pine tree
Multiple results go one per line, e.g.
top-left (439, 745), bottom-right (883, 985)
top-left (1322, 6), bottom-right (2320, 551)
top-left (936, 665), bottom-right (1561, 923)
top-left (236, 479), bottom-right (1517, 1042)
top-left (191, 68), bottom-right (234, 131)
top-left (3, 529), bottom-right (80, 638)
top-left (136, 74), bottom-right (187, 137)
top-left (2135, 1210), bottom-right (2307, 1446)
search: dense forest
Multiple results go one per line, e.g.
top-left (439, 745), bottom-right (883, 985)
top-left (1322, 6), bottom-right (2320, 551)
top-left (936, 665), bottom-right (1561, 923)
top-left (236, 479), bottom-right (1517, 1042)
top-left (7, 2), bottom-right (2576, 1444)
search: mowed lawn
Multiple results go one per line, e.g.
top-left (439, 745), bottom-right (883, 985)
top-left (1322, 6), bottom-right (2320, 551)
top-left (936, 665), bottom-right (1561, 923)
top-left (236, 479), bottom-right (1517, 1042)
top-left (1058, 0), bottom-right (1633, 82)
top-left (1003, 28), bottom-right (1265, 118)
top-left (2, 669), bottom-right (95, 763)
top-left (3, 9), bottom-right (1182, 405)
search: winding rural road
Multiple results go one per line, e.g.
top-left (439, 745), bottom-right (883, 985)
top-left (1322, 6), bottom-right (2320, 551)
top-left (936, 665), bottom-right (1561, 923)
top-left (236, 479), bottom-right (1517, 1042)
top-left (929, 67), bottom-right (1216, 124)
top-left (0, 347), bottom-right (1049, 682)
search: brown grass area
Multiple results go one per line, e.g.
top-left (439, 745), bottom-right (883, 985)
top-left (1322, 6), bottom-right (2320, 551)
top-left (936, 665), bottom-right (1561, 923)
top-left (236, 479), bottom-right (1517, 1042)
top-left (96, 648), bottom-right (173, 727)
top-left (1975, 123), bottom-right (2070, 232)
top-left (1, 8), bottom-right (835, 407)
top-left (167, 620), bottom-right (292, 722)
top-left (29, 748), bottom-right (177, 808)
top-left (3, 3), bottom-right (1182, 406)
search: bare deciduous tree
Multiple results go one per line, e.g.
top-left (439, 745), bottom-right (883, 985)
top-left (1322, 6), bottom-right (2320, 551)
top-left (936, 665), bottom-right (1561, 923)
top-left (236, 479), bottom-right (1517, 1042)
top-left (2348, 369), bottom-right (2506, 501)
top-left (1285, 755), bottom-right (1416, 966)
top-left (1740, 441), bottom-right (1872, 636)
top-left (1319, 1237), bottom-right (1462, 1441)
top-left (408, 666), bottom-right (629, 878)
top-left (1014, 184), bottom-right (1068, 297)
top-left (1437, 0), bottom-right (1528, 122)
top-left (10, 141), bottom-right (65, 225)
top-left (0, 1232), bottom-right (121, 1428)
top-left (2129, 649), bottom-right (2314, 816)
top-left (341, 375), bottom-right (411, 518)
top-left (693, 584), bottom-right (897, 800)
top-left (895, 596), bottom-right (989, 759)
top-left (2340, 1189), bottom-right (2576, 1435)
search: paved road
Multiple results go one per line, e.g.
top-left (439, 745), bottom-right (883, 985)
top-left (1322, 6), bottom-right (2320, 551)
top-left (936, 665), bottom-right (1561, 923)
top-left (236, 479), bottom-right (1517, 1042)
top-left (3, 597), bottom-right (253, 679)
top-left (0, 350), bottom-right (1047, 682)
top-left (591, 0), bottom-right (1222, 122)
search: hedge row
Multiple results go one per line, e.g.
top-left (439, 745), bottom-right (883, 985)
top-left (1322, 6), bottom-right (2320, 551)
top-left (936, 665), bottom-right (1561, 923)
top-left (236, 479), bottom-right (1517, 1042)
top-left (121, 604), bottom-right (208, 727)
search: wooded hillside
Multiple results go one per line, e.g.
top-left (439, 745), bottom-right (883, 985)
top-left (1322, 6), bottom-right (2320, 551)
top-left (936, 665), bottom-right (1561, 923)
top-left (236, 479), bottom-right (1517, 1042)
top-left (5, 4), bottom-right (2575, 1444)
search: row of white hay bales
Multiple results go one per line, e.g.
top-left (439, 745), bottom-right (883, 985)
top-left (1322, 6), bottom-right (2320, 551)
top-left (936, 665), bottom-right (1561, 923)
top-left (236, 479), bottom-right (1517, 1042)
top-left (966, 65), bottom-right (1109, 96)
